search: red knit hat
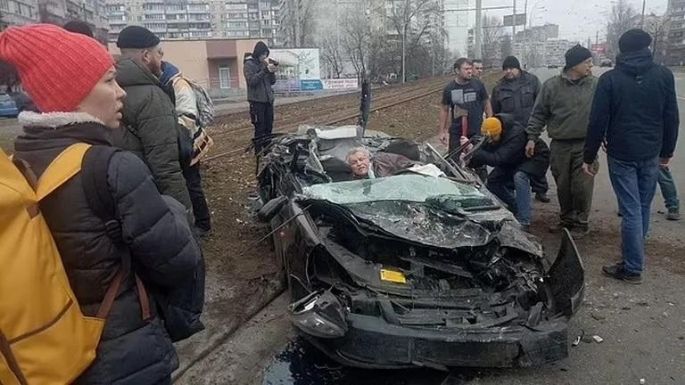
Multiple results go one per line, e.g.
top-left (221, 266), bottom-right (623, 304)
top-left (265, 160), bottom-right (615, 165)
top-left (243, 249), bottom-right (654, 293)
top-left (0, 24), bottom-right (114, 113)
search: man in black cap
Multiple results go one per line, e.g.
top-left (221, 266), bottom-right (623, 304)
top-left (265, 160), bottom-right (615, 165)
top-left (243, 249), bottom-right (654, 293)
top-left (63, 20), bottom-right (94, 37)
top-left (583, 29), bottom-right (679, 284)
top-left (243, 41), bottom-right (277, 153)
top-left (114, 25), bottom-right (192, 212)
top-left (525, 44), bottom-right (598, 238)
top-left (491, 56), bottom-right (549, 203)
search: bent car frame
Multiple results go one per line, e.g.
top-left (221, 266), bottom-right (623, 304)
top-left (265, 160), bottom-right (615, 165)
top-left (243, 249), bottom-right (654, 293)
top-left (255, 125), bottom-right (584, 370)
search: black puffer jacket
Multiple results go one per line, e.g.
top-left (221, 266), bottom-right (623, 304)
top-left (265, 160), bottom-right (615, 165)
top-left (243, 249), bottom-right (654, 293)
top-left (13, 112), bottom-right (201, 385)
top-left (470, 113), bottom-right (550, 178)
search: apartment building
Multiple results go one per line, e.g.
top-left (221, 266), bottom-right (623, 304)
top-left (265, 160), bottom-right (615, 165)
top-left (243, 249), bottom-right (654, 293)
top-left (1, 0), bottom-right (108, 41)
top-left (0, 0), bottom-right (39, 26)
top-left (106, 0), bottom-right (280, 44)
top-left (666, 0), bottom-right (685, 65)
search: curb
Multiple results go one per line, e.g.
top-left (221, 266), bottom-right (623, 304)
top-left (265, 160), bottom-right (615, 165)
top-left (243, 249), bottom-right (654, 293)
top-left (171, 273), bottom-right (286, 383)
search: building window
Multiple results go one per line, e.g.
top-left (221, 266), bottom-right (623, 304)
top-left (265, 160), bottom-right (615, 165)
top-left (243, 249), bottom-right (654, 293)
top-left (219, 66), bottom-right (231, 89)
top-left (0, 0), bottom-right (9, 11)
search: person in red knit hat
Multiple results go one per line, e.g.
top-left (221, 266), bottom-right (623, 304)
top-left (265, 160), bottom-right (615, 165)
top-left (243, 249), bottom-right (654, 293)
top-left (1, 24), bottom-right (202, 384)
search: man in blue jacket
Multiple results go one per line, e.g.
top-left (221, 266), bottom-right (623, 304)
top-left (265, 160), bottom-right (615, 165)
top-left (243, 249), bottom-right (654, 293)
top-left (583, 29), bottom-right (679, 284)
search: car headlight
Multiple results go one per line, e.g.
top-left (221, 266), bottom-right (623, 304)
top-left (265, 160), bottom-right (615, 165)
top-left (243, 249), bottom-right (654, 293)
top-left (289, 290), bottom-right (348, 339)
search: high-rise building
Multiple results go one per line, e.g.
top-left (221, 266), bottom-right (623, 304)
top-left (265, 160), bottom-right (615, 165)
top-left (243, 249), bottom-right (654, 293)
top-left (105, 0), bottom-right (280, 44)
top-left (665, 0), bottom-right (685, 65)
top-left (1, 0), bottom-right (108, 42)
top-left (0, 0), bottom-right (40, 26)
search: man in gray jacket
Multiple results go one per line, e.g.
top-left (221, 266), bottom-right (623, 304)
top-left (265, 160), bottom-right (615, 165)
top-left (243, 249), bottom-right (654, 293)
top-left (244, 41), bottom-right (277, 153)
top-left (114, 26), bottom-right (192, 211)
top-left (525, 45), bottom-right (598, 237)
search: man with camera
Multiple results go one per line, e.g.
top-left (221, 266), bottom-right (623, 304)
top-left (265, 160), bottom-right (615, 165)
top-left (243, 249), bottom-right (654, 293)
top-left (243, 41), bottom-right (278, 154)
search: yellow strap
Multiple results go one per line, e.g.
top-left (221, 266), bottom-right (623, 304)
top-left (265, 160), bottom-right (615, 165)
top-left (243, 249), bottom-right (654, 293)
top-left (35, 143), bottom-right (91, 201)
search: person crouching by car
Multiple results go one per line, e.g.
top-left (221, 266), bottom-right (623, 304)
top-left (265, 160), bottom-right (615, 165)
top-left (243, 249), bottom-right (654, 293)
top-left (244, 41), bottom-right (277, 154)
top-left (346, 147), bottom-right (416, 179)
top-left (467, 115), bottom-right (550, 232)
top-left (1, 24), bottom-right (202, 384)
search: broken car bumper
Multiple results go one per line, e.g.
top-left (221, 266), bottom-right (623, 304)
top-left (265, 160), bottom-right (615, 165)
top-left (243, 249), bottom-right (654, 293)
top-left (302, 312), bottom-right (569, 369)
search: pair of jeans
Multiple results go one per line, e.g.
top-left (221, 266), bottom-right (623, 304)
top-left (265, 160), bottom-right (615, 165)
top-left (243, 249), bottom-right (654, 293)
top-left (608, 156), bottom-right (660, 274)
top-left (487, 169), bottom-right (532, 226)
top-left (182, 162), bottom-right (211, 232)
top-left (658, 166), bottom-right (680, 211)
top-left (250, 101), bottom-right (274, 154)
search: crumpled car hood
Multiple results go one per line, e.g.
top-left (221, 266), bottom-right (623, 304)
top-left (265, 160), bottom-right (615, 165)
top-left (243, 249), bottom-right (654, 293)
top-left (304, 199), bottom-right (543, 257)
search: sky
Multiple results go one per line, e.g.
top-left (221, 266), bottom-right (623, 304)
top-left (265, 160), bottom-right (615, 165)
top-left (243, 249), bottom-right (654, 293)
top-left (467, 0), bottom-right (668, 43)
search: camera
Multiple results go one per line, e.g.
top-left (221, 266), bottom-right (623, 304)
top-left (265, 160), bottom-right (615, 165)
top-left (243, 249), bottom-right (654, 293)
top-left (268, 58), bottom-right (279, 66)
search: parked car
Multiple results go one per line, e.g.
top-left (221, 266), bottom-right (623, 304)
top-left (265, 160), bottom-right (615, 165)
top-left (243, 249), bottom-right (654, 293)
top-left (0, 93), bottom-right (19, 118)
top-left (255, 125), bottom-right (585, 369)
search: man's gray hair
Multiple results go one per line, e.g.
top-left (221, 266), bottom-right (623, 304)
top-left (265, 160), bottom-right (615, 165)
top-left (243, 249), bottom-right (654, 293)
top-left (346, 146), bottom-right (371, 162)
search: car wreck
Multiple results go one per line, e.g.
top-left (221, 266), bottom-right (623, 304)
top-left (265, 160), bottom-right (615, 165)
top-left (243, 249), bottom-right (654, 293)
top-left (255, 125), bottom-right (584, 370)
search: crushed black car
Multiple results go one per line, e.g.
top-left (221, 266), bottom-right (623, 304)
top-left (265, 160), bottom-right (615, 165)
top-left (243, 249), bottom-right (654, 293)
top-left (255, 125), bottom-right (585, 370)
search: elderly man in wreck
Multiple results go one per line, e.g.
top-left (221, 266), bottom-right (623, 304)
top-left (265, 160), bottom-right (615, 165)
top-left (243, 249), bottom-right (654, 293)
top-left (345, 147), bottom-right (417, 179)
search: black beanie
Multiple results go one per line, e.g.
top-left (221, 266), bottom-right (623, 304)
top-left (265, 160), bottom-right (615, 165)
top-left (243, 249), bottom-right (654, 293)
top-left (63, 20), bottom-right (93, 37)
top-left (564, 44), bottom-right (592, 71)
top-left (502, 56), bottom-right (521, 70)
top-left (253, 41), bottom-right (270, 59)
top-left (619, 29), bottom-right (652, 53)
top-left (117, 26), bottom-right (160, 49)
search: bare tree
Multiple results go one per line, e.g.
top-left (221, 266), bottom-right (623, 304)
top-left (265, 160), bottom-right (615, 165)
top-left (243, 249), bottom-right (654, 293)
top-left (643, 13), bottom-right (670, 63)
top-left (280, 0), bottom-right (316, 47)
top-left (482, 15), bottom-right (504, 67)
top-left (342, 5), bottom-right (373, 78)
top-left (387, 0), bottom-right (441, 82)
top-left (607, 0), bottom-right (637, 58)
top-left (319, 31), bottom-right (345, 78)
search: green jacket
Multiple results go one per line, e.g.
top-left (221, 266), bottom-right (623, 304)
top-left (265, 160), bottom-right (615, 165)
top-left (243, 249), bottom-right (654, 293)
top-left (114, 58), bottom-right (192, 211)
top-left (526, 72), bottom-right (598, 141)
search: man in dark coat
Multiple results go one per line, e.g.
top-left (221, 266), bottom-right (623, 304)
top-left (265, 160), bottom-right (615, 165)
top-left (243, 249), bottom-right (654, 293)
top-left (114, 26), bottom-right (192, 212)
top-left (244, 41), bottom-right (277, 153)
top-left (2, 24), bottom-right (202, 384)
top-left (584, 29), bottom-right (679, 284)
top-left (491, 55), bottom-right (550, 203)
top-left (469, 115), bottom-right (550, 231)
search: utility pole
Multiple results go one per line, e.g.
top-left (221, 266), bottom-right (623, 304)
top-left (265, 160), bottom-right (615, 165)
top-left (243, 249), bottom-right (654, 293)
top-left (475, 0), bottom-right (482, 59)
top-left (402, 23), bottom-right (406, 83)
top-left (641, 0), bottom-right (646, 28)
top-left (524, 0), bottom-right (528, 30)
top-left (512, 0), bottom-right (517, 43)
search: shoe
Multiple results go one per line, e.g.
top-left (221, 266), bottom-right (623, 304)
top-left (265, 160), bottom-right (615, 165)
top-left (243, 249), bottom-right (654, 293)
top-left (535, 192), bottom-right (551, 203)
top-left (602, 264), bottom-right (642, 284)
top-left (548, 222), bottom-right (573, 233)
top-left (570, 226), bottom-right (590, 239)
top-left (666, 209), bottom-right (680, 221)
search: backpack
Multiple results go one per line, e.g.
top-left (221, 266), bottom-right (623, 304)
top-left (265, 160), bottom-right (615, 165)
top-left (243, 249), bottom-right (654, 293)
top-left (0, 144), bottom-right (126, 385)
top-left (185, 78), bottom-right (215, 128)
top-left (173, 76), bottom-right (215, 166)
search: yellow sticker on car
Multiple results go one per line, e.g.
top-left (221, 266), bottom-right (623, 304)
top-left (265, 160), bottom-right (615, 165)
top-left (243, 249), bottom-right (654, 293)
top-left (380, 269), bottom-right (407, 284)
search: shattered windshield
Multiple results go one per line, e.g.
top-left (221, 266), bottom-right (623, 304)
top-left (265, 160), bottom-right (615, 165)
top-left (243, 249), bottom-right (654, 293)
top-left (301, 174), bottom-right (495, 210)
